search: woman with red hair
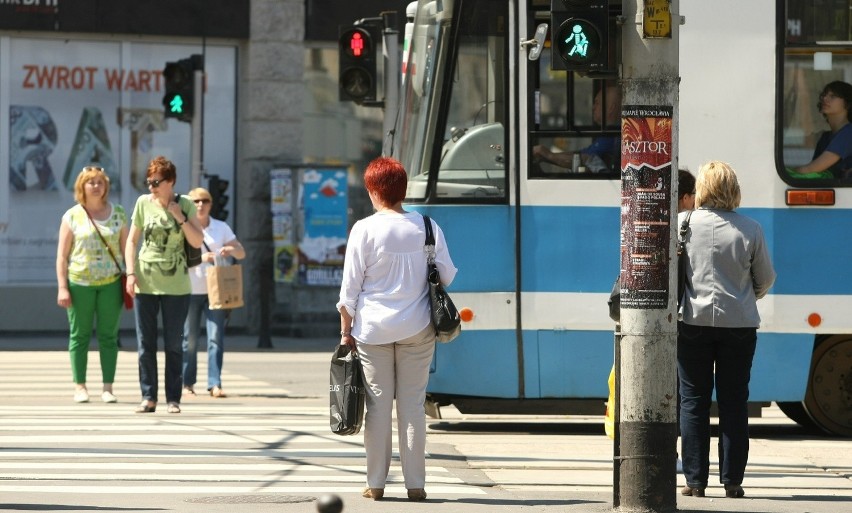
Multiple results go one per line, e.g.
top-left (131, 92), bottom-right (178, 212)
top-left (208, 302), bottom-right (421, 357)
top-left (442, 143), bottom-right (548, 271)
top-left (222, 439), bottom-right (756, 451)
top-left (337, 157), bottom-right (457, 502)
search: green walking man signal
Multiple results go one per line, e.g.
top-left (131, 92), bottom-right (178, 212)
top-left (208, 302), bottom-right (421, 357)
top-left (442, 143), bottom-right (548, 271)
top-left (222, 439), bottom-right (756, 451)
top-left (551, 0), bottom-right (610, 72)
top-left (169, 94), bottom-right (185, 115)
top-left (162, 55), bottom-right (203, 123)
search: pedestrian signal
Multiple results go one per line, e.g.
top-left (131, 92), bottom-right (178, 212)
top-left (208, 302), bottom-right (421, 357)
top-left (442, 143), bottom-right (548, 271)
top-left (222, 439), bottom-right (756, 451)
top-left (338, 25), bottom-right (379, 103)
top-left (208, 174), bottom-right (230, 220)
top-left (551, 1), bottom-right (610, 72)
top-left (163, 55), bottom-right (203, 122)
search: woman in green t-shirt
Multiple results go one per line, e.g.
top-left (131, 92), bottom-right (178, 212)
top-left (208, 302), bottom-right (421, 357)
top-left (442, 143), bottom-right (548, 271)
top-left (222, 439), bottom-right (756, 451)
top-left (124, 156), bottom-right (203, 414)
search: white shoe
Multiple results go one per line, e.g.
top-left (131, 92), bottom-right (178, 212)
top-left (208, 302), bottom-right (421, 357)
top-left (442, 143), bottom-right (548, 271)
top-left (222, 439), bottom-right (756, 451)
top-left (101, 391), bottom-right (118, 403)
top-left (74, 390), bottom-right (89, 403)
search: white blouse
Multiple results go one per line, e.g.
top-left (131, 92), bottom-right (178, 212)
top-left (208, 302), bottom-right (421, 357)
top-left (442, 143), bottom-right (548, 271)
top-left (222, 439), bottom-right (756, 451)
top-left (336, 211), bottom-right (457, 345)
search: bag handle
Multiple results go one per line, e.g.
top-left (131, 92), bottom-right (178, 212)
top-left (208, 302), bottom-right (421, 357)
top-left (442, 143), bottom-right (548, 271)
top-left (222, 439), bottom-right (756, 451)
top-left (678, 210), bottom-right (693, 255)
top-left (83, 206), bottom-right (124, 274)
top-left (423, 215), bottom-right (436, 265)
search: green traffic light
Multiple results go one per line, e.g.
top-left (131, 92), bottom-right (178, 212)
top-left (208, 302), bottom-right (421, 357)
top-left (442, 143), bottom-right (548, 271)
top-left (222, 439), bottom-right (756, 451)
top-left (170, 95), bottom-right (184, 114)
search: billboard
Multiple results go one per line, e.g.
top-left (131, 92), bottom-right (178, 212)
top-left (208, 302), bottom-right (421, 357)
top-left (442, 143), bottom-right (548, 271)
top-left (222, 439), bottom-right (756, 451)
top-left (0, 37), bottom-right (237, 284)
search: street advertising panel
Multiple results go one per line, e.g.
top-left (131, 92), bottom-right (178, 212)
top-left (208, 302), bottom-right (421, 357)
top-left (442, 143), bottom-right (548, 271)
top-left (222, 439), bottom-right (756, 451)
top-left (0, 37), bottom-right (236, 284)
top-left (619, 105), bottom-right (674, 309)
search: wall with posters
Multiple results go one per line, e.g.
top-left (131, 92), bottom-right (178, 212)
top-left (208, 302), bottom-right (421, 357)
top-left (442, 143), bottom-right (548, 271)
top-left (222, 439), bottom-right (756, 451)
top-left (0, 35), bottom-right (237, 330)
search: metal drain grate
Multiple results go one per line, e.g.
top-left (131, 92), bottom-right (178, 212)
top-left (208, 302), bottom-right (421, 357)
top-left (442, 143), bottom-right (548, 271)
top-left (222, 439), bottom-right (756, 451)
top-left (186, 494), bottom-right (316, 504)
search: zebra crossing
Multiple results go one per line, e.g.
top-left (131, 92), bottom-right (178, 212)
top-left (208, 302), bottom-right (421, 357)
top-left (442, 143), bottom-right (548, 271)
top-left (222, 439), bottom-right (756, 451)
top-left (0, 350), bottom-right (481, 501)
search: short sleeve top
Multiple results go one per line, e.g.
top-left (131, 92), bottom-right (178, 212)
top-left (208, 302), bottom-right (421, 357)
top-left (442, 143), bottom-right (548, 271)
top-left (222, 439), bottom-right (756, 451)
top-left (63, 203), bottom-right (126, 286)
top-left (131, 194), bottom-right (197, 295)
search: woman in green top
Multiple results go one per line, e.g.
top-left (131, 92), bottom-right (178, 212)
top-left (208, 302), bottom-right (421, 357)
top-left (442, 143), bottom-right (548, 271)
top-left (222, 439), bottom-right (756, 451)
top-left (124, 156), bottom-right (203, 414)
top-left (56, 166), bottom-right (128, 404)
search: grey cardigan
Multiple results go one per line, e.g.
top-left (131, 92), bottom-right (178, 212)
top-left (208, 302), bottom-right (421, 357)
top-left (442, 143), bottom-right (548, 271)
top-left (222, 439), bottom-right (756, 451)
top-left (680, 208), bottom-right (776, 328)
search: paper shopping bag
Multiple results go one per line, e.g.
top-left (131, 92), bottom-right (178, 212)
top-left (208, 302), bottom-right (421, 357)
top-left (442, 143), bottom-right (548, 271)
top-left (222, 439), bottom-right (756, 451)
top-left (206, 264), bottom-right (244, 310)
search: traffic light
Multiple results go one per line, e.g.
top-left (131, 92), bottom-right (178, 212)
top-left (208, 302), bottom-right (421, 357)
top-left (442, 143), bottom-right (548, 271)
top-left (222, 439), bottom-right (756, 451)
top-left (162, 56), bottom-right (199, 122)
top-left (207, 174), bottom-right (230, 220)
top-left (551, 0), bottom-right (609, 72)
top-left (338, 25), bottom-right (379, 103)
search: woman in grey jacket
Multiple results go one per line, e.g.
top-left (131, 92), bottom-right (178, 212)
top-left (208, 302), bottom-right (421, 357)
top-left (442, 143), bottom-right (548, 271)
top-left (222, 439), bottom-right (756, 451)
top-left (678, 161), bottom-right (776, 499)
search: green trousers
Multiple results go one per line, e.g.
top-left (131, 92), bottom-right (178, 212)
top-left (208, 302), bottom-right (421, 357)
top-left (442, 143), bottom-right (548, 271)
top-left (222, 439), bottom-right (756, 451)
top-left (67, 279), bottom-right (122, 384)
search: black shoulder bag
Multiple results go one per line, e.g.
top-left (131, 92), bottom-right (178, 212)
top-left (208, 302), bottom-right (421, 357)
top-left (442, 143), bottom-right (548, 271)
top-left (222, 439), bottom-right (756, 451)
top-left (175, 194), bottom-right (202, 268)
top-left (423, 215), bottom-right (461, 343)
top-left (676, 210), bottom-right (694, 306)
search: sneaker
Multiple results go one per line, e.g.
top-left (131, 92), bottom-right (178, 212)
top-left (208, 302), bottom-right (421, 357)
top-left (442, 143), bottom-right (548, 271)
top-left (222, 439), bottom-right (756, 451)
top-left (101, 391), bottom-right (118, 403)
top-left (73, 390), bottom-right (89, 403)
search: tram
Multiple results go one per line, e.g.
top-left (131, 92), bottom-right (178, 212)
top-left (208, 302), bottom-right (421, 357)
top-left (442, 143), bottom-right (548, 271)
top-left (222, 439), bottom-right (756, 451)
top-left (386, 0), bottom-right (852, 436)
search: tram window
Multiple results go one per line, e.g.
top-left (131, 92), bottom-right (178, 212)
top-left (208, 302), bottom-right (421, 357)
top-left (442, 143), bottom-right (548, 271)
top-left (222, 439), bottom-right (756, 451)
top-left (781, 1), bottom-right (852, 185)
top-left (530, 73), bottom-right (621, 178)
top-left (411, 0), bottom-right (509, 202)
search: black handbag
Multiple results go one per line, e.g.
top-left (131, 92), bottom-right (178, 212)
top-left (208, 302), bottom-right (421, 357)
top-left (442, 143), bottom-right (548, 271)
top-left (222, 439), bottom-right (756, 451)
top-left (676, 211), bottom-right (693, 306)
top-left (607, 277), bottom-right (620, 323)
top-left (423, 215), bottom-right (461, 343)
top-left (329, 344), bottom-right (366, 436)
top-left (175, 194), bottom-right (202, 268)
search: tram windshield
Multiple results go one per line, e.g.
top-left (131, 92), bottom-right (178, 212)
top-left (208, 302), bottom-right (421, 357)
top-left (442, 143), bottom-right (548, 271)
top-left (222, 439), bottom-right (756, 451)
top-left (396, 0), bottom-right (509, 202)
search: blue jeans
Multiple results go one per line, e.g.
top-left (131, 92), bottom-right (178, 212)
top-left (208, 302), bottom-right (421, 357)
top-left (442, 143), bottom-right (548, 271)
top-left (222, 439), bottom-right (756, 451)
top-left (134, 293), bottom-right (190, 404)
top-left (677, 322), bottom-right (757, 488)
top-left (182, 294), bottom-right (228, 390)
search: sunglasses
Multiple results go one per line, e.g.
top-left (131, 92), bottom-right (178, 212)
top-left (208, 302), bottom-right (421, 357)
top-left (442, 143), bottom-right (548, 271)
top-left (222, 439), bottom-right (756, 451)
top-left (193, 198), bottom-right (211, 204)
top-left (145, 178), bottom-right (165, 188)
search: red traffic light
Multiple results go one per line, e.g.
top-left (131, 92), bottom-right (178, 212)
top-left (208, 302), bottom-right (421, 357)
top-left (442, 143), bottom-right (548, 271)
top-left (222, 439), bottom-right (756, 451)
top-left (341, 28), bottom-right (371, 59)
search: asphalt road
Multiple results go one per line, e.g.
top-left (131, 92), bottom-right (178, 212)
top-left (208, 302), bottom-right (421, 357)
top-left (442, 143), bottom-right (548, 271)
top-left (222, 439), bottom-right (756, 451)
top-left (0, 332), bottom-right (849, 513)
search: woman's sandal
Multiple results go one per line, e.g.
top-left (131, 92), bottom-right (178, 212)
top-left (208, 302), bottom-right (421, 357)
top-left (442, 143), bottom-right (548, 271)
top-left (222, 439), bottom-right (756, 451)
top-left (209, 386), bottom-right (227, 398)
top-left (167, 402), bottom-right (181, 414)
top-left (135, 401), bottom-right (156, 413)
top-left (361, 488), bottom-right (383, 500)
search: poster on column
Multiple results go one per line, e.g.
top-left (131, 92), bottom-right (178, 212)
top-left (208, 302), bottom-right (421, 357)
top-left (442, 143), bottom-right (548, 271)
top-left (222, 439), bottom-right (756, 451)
top-left (619, 105), bottom-right (673, 309)
top-left (270, 168), bottom-right (297, 283)
top-left (298, 168), bottom-right (348, 286)
top-left (0, 37), bottom-right (237, 284)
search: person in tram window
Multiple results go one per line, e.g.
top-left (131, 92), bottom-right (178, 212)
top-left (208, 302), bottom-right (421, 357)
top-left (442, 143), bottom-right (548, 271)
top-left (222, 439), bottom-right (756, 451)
top-left (788, 80), bottom-right (852, 179)
top-left (678, 161), bottom-right (776, 500)
top-left (533, 83), bottom-right (622, 173)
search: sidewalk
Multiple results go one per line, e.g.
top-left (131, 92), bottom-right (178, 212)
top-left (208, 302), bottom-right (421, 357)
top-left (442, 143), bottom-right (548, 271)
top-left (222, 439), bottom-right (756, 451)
top-left (0, 330), bottom-right (336, 353)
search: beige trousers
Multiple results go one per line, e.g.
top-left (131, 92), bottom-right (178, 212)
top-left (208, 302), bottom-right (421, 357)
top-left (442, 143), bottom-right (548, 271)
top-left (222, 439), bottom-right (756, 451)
top-left (357, 324), bottom-right (436, 489)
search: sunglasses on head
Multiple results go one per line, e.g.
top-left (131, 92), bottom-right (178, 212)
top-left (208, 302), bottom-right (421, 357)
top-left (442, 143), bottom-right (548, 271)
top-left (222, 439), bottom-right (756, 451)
top-left (145, 178), bottom-right (165, 188)
top-left (193, 198), bottom-right (211, 204)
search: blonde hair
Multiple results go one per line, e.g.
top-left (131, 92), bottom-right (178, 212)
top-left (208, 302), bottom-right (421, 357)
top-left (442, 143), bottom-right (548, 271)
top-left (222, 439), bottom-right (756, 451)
top-left (189, 187), bottom-right (212, 201)
top-left (73, 166), bottom-right (111, 205)
top-left (695, 160), bottom-right (741, 211)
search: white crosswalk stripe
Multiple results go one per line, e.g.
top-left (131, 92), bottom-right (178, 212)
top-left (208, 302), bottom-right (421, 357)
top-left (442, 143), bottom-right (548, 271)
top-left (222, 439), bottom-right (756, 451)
top-left (0, 351), bottom-right (481, 498)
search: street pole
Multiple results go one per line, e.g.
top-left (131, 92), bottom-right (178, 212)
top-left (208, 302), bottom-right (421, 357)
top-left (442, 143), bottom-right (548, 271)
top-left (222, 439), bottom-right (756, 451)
top-left (381, 10), bottom-right (399, 156)
top-left (191, 68), bottom-right (203, 189)
top-left (616, 1), bottom-right (680, 511)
